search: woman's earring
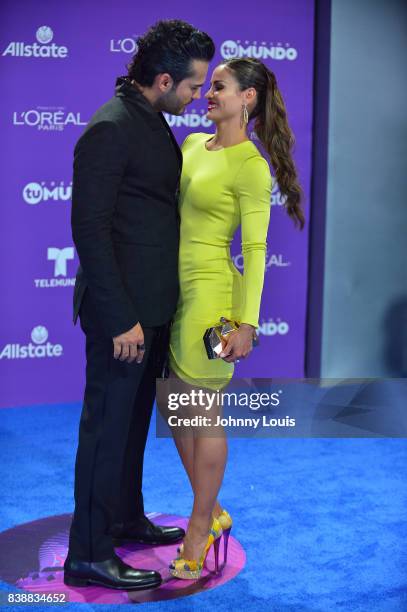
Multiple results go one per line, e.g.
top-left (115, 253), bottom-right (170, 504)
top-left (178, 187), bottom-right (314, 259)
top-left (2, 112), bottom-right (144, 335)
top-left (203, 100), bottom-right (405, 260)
top-left (241, 103), bottom-right (249, 128)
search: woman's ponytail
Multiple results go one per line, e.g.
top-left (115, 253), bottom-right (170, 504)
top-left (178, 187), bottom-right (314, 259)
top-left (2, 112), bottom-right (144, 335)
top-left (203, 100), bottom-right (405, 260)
top-left (254, 68), bottom-right (304, 229)
top-left (224, 58), bottom-right (305, 229)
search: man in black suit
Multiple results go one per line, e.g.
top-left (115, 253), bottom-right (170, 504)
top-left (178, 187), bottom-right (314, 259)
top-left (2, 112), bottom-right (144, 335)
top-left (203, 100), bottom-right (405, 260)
top-left (64, 20), bottom-right (215, 591)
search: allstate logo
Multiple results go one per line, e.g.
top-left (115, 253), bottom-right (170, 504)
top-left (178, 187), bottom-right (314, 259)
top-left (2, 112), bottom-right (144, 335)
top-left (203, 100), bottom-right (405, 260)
top-left (220, 40), bottom-right (298, 61)
top-left (31, 326), bottom-right (48, 344)
top-left (221, 40), bottom-right (239, 59)
top-left (0, 326), bottom-right (63, 360)
top-left (36, 26), bottom-right (53, 44)
top-left (23, 181), bottom-right (72, 205)
top-left (2, 26), bottom-right (68, 58)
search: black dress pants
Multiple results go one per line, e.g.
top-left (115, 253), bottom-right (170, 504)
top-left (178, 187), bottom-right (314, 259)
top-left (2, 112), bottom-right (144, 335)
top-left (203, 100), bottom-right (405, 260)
top-left (67, 291), bottom-right (169, 561)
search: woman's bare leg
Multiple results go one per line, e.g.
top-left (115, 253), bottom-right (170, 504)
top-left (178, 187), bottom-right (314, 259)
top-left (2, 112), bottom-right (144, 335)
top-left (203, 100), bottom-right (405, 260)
top-left (182, 434), bottom-right (227, 560)
top-left (173, 434), bottom-right (224, 516)
top-left (167, 369), bottom-right (227, 559)
top-left (173, 435), bottom-right (224, 523)
top-left (167, 369), bottom-right (196, 491)
top-left (173, 435), bottom-right (195, 490)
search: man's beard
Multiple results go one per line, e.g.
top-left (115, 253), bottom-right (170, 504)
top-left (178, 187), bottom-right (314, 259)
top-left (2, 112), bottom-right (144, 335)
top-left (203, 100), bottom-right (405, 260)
top-left (160, 88), bottom-right (186, 116)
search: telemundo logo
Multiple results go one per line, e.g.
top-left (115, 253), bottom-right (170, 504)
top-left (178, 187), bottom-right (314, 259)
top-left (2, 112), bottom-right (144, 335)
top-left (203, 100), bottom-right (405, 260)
top-left (271, 179), bottom-right (288, 207)
top-left (220, 40), bottom-right (297, 61)
top-left (0, 326), bottom-right (63, 360)
top-left (34, 247), bottom-right (76, 289)
top-left (2, 26), bottom-right (68, 58)
top-left (164, 109), bottom-right (213, 129)
top-left (257, 318), bottom-right (290, 336)
top-left (23, 181), bottom-right (72, 205)
top-left (47, 247), bottom-right (74, 277)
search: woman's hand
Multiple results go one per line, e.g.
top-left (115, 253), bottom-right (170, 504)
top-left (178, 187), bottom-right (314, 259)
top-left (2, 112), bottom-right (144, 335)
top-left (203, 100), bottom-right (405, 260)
top-left (219, 323), bottom-right (255, 363)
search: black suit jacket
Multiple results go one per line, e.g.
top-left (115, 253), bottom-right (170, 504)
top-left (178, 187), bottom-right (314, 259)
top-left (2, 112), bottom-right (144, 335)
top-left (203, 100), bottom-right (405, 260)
top-left (71, 77), bottom-right (182, 338)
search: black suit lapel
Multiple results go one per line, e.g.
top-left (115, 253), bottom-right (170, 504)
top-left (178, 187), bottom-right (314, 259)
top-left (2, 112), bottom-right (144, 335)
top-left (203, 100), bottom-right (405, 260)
top-left (157, 113), bottom-right (183, 170)
top-left (115, 77), bottom-right (182, 171)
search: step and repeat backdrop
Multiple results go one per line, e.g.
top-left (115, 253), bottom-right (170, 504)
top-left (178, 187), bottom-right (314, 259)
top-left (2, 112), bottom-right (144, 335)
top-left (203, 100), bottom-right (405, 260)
top-left (0, 0), bottom-right (315, 407)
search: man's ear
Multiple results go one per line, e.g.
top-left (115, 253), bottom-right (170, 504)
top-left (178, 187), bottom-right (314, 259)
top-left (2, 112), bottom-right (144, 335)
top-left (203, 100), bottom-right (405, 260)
top-left (156, 73), bottom-right (174, 93)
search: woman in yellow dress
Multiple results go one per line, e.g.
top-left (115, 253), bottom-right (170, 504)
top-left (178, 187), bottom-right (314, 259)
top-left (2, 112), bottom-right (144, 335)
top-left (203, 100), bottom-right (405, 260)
top-left (167, 58), bottom-right (304, 579)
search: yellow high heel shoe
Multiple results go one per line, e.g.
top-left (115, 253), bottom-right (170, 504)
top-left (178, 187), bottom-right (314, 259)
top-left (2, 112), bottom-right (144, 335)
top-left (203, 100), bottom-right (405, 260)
top-left (217, 509), bottom-right (232, 530)
top-left (176, 510), bottom-right (232, 563)
top-left (169, 518), bottom-right (222, 580)
top-left (217, 510), bottom-right (233, 565)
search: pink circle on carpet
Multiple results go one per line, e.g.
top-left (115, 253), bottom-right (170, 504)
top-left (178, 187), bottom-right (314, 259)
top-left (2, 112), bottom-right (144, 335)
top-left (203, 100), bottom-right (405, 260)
top-left (0, 512), bottom-right (246, 603)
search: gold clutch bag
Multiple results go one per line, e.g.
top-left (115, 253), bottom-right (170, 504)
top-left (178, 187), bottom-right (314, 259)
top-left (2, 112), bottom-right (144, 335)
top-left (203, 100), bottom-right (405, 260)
top-left (203, 317), bottom-right (259, 360)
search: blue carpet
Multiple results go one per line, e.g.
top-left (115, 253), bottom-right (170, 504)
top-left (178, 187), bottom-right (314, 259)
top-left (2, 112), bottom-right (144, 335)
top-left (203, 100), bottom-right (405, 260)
top-left (0, 402), bottom-right (406, 611)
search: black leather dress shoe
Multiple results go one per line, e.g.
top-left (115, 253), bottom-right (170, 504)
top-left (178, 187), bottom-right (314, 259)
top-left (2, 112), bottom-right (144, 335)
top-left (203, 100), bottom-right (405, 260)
top-left (63, 554), bottom-right (162, 590)
top-left (111, 515), bottom-right (185, 546)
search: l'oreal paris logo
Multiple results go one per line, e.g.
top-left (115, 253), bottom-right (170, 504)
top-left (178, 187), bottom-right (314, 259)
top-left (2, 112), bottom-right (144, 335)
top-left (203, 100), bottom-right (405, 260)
top-left (13, 109), bottom-right (87, 130)
top-left (232, 252), bottom-right (291, 271)
top-left (110, 35), bottom-right (139, 54)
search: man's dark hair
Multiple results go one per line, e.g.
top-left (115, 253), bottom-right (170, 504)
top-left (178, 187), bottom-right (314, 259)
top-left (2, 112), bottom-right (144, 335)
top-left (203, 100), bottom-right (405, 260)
top-left (127, 20), bottom-right (215, 86)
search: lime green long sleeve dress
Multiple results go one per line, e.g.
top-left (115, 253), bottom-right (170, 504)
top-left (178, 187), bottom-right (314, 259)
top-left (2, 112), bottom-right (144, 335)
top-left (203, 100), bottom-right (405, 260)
top-left (168, 132), bottom-right (272, 388)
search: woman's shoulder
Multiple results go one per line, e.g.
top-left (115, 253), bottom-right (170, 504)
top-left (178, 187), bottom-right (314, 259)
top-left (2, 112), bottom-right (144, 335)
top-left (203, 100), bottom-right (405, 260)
top-left (181, 132), bottom-right (212, 149)
top-left (238, 144), bottom-right (271, 175)
top-left (234, 144), bottom-right (272, 192)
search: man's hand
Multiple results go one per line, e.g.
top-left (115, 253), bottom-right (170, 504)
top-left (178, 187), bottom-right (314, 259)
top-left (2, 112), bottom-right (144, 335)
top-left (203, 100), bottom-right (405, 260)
top-left (219, 323), bottom-right (255, 363)
top-left (113, 322), bottom-right (145, 364)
